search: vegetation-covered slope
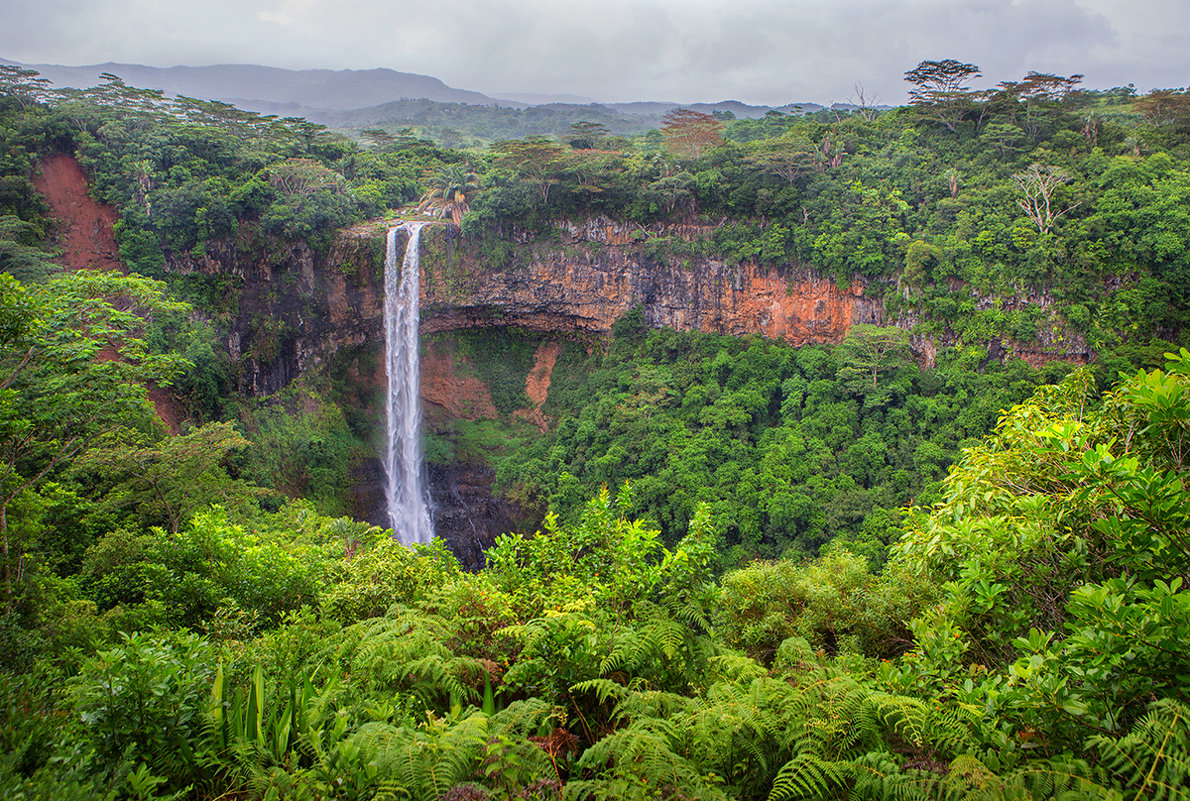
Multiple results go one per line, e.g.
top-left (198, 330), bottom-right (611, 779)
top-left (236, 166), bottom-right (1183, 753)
top-left (3, 356), bottom-right (1189, 799)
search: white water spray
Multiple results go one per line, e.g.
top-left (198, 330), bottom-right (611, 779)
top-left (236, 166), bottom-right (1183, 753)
top-left (383, 222), bottom-right (433, 544)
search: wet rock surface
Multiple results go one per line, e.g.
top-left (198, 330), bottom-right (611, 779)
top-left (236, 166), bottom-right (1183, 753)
top-left (352, 456), bottom-right (519, 571)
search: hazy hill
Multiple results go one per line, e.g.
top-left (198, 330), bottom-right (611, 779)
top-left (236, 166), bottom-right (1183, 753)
top-left (319, 99), bottom-right (653, 140)
top-left (604, 100), bottom-right (822, 119)
top-left (3, 60), bottom-right (507, 110)
top-left (4, 58), bottom-right (828, 118)
top-left (1, 58), bottom-right (831, 142)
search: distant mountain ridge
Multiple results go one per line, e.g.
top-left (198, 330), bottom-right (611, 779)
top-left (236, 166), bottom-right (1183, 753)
top-left (2, 60), bottom-right (507, 110)
top-left (0, 58), bottom-right (844, 143)
top-left (3, 58), bottom-right (831, 116)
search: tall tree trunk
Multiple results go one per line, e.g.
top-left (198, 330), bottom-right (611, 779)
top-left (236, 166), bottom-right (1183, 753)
top-left (1, 502), bottom-right (11, 617)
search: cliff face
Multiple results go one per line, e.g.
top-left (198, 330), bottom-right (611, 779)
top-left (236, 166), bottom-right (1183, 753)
top-left (168, 218), bottom-right (1088, 398)
top-left (420, 219), bottom-right (883, 345)
top-left (166, 226), bottom-right (388, 395)
top-left (166, 219), bottom-right (901, 402)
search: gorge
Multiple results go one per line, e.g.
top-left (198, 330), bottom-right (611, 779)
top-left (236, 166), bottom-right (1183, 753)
top-left (160, 215), bottom-right (1092, 556)
top-left (30, 154), bottom-right (1093, 559)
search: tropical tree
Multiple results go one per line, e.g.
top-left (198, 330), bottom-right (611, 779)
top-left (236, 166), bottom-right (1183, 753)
top-left (360, 127), bottom-right (396, 150)
top-left (904, 59), bottom-right (983, 131)
top-left (266, 158), bottom-right (346, 198)
top-left (0, 65), bottom-right (54, 109)
top-left (995, 71), bottom-right (1085, 142)
top-left (0, 270), bottom-right (187, 615)
top-left (1012, 163), bottom-right (1081, 234)
top-left (567, 121), bottom-right (611, 150)
top-left (78, 421), bottom-right (261, 535)
top-left (490, 136), bottom-right (571, 203)
top-left (837, 324), bottom-right (911, 389)
top-left (1134, 88), bottom-right (1190, 127)
top-left (660, 109), bottom-right (724, 159)
top-left (418, 164), bottom-right (481, 225)
top-left (744, 147), bottom-right (819, 185)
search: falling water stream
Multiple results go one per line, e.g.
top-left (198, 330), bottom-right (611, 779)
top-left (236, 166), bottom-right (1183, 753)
top-left (383, 222), bottom-right (433, 544)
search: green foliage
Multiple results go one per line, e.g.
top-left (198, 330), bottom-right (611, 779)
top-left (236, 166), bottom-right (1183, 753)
top-left (493, 321), bottom-right (1054, 562)
top-left (0, 270), bottom-right (189, 621)
top-left (448, 328), bottom-right (538, 416)
top-left (79, 506), bottom-right (321, 632)
top-left (9, 373), bottom-right (1190, 801)
top-left (70, 629), bottom-right (216, 793)
top-left (234, 386), bottom-right (367, 515)
top-left (79, 421), bottom-right (261, 535)
top-left (6, 68), bottom-right (1190, 801)
top-left (1089, 699), bottom-right (1190, 800)
top-left (717, 549), bottom-right (928, 662)
top-left (322, 536), bottom-right (461, 623)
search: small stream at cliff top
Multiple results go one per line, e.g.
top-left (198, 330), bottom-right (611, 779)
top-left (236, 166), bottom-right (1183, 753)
top-left (384, 222), bottom-right (434, 545)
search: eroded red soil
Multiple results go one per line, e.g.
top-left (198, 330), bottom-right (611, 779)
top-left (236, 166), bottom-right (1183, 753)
top-left (33, 153), bottom-right (184, 433)
top-left (513, 341), bottom-right (561, 432)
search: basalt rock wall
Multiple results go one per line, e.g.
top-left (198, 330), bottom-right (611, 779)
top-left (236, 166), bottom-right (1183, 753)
top-left (420, 219), bottom-right (883, 345)
top-left (167, 219), bottom-right (891, 398)
top-left (166, 225), bottom-right (389, 395)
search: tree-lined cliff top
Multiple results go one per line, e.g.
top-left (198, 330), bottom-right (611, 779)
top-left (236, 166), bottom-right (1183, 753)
top-left (4, 62), bottom-right (1189, 363)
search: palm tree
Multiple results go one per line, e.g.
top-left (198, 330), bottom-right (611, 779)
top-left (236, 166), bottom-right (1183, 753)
top-left (417, 164), bottom-right (480, 225)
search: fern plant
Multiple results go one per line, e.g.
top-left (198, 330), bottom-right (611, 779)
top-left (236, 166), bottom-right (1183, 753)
top-left (356, 711), bottom-right (491, 801)
top-left (317, 609), bottom-right (486, 712)
top-left (567, 716), bottom-right (729, 801)
top-left (1089, 699), bottom-right (1190, 801)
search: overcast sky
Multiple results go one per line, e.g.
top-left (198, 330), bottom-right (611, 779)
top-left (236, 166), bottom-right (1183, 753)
top-left (3, 0), bottom-right (1186, 105)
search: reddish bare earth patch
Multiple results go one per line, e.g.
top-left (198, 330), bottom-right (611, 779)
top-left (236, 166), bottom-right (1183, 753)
top-left (513, 341), bottom-right (561, 432)
top-left (33, 153), bottom-right (185, 433)
top-left (420, 340), bottom-right (498, 421)
top-left (33, 154), bottom-right (124, 273)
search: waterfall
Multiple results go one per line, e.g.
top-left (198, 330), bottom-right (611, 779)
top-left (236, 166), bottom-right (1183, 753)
top-left (383, 222), bottom-right (434, 545)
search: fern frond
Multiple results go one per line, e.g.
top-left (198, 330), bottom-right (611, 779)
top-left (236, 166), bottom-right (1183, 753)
top-left (706, 652), bottom-right (769, 683)
top-left (866, 692), bottom-right (936, 749)
top-left (369, 712), bottom-right (490, 800)
top-left (767, 753), bottom-right (851, 801)
top-left (574, 718), bottom-right (728, 801)
top-left (598, 628), bottom-right (647, 676)
top-left (488, 697), bottom-right (558, 739)
top-left (1090, 698), bottom-right (1190, 801)
top-left (597, 615), bottom-right (688, 677)
top-left (571, 678), bottom-right (629, 707)
top-left (847, 750), bottom-right (936, 801)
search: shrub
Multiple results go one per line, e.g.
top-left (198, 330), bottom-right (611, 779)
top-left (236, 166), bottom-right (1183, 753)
top-left (69, 629), bottom-right (216, 792)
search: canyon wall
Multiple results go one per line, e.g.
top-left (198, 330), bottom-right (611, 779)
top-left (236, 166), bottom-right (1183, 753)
top-left (419, 219), bottom-right (883, 346)
top-left (166, 219), bottom-right (1091, 403)
top-left (169, 219), bottom-right (899, 398)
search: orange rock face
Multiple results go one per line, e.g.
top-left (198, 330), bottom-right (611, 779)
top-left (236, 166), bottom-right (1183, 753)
top-left (419, 339), bottom-right (498, 421)
top-left (512, 341), bottom-right (561, 431)
top-left (419, 221), bottom-right (882, 345)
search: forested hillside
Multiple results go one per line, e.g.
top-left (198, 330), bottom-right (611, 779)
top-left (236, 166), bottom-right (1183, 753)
top-left (1, 62), bottom-right (1189, 799)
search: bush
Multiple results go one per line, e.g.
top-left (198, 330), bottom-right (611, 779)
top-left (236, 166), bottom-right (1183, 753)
top-left (69, 629), bottom-right (216, 792)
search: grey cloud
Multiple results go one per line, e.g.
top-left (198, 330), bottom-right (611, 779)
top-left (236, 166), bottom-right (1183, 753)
top-left (0, 0), bottom-right (1186, 105)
